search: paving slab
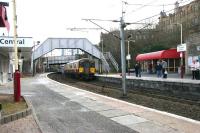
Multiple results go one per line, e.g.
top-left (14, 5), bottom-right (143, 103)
top-left (86, 104), bottom-right (115, 111)
top-left (111, 114), bottom-right (148, 125)
top-left (99, 109), bottom-right (130, 118)
top-left (128, 121), bottom-right (181, 133)
top-left (81, 101), bottom-right (104, 107)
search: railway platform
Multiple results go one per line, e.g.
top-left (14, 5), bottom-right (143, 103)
top-left (0, 73), bottom-right (200, 133)
top-left (97, 72), bottom-right (197, 83)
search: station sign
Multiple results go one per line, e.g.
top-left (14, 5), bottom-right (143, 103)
top-left (177, 43), bottom-right (186, 52)
top-left (0, 36), bottom-right (33, 48)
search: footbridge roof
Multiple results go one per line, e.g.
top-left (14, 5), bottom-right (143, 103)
top-left (33, 38), bottom-right (101, 60)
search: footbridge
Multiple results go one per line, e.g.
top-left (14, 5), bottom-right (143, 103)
top-left (33, 38), bottom-right (101, 60)
top-left (32, 38), bottom-right (119, 72)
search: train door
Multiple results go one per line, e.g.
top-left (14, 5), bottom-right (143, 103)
top-left (83, 61), bottom-right (90, 74)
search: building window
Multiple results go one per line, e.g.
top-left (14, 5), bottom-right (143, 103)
top-left (192, 18), bottom-right (199, 26)
top-left (194, 4), bottom-right (198, 12)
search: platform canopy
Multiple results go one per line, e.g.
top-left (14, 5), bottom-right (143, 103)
top-left (136, 49), bottom-right (181, 61)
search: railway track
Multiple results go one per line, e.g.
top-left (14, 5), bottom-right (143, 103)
top-left (48, 73), bottom-right (200, 121)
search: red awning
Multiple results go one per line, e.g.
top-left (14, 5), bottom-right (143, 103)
top-left (0, 5), bottom-right (10, 32)
top-left (136, 49), bottom-right (181, 61)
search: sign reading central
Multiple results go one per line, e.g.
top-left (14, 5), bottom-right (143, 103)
top-left (0, 37), bottom-right (33, 47)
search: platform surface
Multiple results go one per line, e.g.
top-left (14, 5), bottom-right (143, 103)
top-left (0, 73), bottom-right (199, 133)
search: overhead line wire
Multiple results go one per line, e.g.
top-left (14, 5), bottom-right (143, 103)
top-left (126, 0), bottom-right (192, 7)
top-left (125, 0), bottom-right (193, 18)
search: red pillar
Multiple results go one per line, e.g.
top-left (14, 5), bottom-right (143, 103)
top-left (14, 70), bottom-right (21, 102)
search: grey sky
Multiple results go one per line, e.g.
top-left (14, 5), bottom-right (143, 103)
top-left (0, 0), bottom-right (193, 44)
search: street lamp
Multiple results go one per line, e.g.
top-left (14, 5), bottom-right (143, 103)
top-left (127, 40), bottom-right (135, 75)
top-left (174, 23), bottom-right (184, 78)
top-left (127, 40), bottom-right (130, 74)
top-left (126, 34), bottom-right (135, 75)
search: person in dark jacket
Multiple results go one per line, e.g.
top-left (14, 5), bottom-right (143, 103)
top-left (155, 61), bottom-right (162, 78)
top-left (134, 62), bottom-right (141, 77)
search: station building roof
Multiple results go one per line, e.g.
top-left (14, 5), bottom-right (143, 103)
top-left (136, 49), bottom-right (181, 61)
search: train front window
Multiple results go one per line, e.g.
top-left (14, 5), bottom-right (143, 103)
top-left (80, 61), bottom-right (89, 68)
top-left (79, 60), bottom-right (94, 68)
top-left (84, 62), bottom-right (90, 68)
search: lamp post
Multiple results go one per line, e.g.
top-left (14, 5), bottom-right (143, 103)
top-left (127, 40), bottom-right (130, 75)
top-left (13, 0), bottom-right (21, 102)
top-left (174, 23), bottom-right (184, 78)
top-left (126, 39), bottom-right (135, 76)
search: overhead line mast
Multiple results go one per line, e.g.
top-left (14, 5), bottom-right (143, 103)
top-left (82, 1), bottom-right (150, 96)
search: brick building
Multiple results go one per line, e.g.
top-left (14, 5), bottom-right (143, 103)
top-left (158, 0), bottom-right (200, 35)
top-left (157, 0), bottom-right (200, 74)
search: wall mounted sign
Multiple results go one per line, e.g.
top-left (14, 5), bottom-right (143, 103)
top-left (0, 36), bottom-right (33, 48)
top-left (177, 43), bottom-right (186, 52)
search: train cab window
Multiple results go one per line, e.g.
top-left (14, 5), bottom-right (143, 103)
top-left (90, 62), bottom-right (95, 67)
top-left (84, 62), bottom-right (90, 68)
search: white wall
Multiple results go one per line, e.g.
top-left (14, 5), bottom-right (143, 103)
top-left (0, 54), bottom-right (9, 85)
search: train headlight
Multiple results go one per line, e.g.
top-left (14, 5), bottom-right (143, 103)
top-left (79, 67), bottom-right (84, 73)
top-left (90, 68), bottom-right (95, 73)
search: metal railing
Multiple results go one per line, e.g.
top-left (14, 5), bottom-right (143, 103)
top-left (104, 52), bottom-right (119, 72)
top-left (101, 53), bottom-right (110, 73)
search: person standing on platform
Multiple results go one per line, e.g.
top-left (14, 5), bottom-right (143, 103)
top-left (161, 60), bottom-right (167, 78)
top-left (134, 62), bottom-right (141, 77)
top-left (190, 60), bottom-right (196, 80)
top-left (195, 59), bottom-right (200, 80)
top-left (155, 61), bottom-right (162, 78)
top-left (148, 62), bottom-right (153, 74)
